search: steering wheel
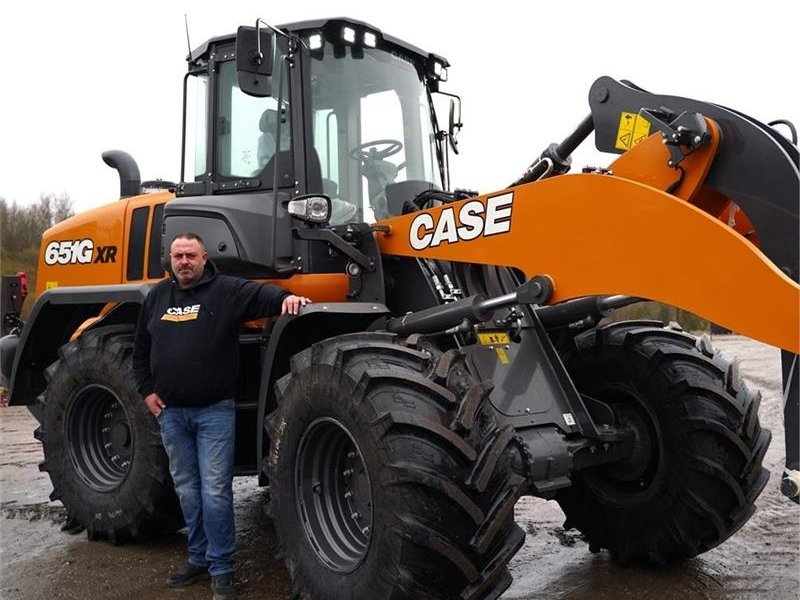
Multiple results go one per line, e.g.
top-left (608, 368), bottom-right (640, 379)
top-left (349, 139), bottom-right (403, 161)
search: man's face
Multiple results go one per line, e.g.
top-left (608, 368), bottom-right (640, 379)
top-left (170, 238), bottom-right (207, 288)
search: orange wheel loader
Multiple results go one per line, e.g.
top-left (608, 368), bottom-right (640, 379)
top-left (1, 17), bottom-right (797, 599)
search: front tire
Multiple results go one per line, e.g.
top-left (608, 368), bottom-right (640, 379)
top-left (36, 325), bottom-right (181, 542)
top-left (267, 332), bottom-right (525, 599)
top-left (557, 321), bottom-right (770, 564)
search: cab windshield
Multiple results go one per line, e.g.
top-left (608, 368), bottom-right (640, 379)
top-left (309, 45), bottom-right (442, 224)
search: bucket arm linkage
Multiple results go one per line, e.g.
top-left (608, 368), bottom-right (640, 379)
top-left (589, 77), bottom-right (800, 500)
top-left (377, 78), bottom-right (800, 498)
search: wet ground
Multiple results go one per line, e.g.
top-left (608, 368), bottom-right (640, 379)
top-left (1, 335), bottom-right (798, 599)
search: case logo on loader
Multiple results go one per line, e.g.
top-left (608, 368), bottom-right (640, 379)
top-left (409, 192), bottom-right (513, 250)
top-left (44, 239), bottom-right (118, 265)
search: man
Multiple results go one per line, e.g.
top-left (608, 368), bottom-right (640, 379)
top-left (133, 232), bottom-right (310, 600)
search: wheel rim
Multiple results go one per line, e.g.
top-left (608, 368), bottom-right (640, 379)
top-left (295, 417), bottom-right (373, 573)
top-left (584, 385), bottom-right (663, 506)
top-left (66, 384), bottom-right (131, 492)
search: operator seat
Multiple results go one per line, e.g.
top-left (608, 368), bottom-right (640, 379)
top-left (307, 149), bottom-right (357, 225)
top-left (257, 109), bottom-right (279, 168)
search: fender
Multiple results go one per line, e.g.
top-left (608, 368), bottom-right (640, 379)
top-left (8, 284), bottom-right (151, 405)
top-left (255, 302), bottom-right (390, 481)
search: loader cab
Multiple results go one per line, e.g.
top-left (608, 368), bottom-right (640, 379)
top-left (168, 18), bottom-right (449, 276)
top-left (298, 19), bottom-right (447, 223)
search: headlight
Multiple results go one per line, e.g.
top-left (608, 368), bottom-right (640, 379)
top-left (288, 195), bottom-right (331, 224)
top-left (308, 33), bottom-right (323, 51)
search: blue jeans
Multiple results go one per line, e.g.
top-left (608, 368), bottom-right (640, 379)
top-left (158, 398), bottom-right (236, 576)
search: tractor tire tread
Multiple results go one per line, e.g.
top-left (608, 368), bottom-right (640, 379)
top-left (558, 321), bottom-right (769, 563)
top-left (268, 334), bottom-right (524, 600)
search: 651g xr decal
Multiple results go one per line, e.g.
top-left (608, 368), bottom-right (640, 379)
top-left (44, 239), bottom-right (118, 265)
top-left (409, 192), bottom-right (513, 250)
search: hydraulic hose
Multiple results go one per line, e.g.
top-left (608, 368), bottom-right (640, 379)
top-left (510, 114), bottom-right (595, 187)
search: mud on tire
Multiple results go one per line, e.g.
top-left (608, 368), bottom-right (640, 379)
top-left (557, 321), bottom-right (770, 564)
top-left (36, 325), bottom-right (181, 542)
top-left (266, 332), bottom-right (525, 600)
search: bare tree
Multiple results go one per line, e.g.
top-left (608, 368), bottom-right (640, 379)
top-left (52, 193), bottom-right (75, 224)
top-left (1, 193), bottom-right (76, 289)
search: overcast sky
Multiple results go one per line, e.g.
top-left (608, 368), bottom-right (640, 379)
top-left (2, 1), bottom-right (797, 214)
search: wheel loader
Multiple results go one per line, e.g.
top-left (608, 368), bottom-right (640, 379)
top-left (1, 16), bottom-right (798, 599)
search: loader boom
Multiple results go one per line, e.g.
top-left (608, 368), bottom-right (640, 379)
top-left (376, 168), bottom-right (800, 353)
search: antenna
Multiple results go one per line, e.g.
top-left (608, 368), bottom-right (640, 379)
top-left (184, 14), bottom-right (192, 60)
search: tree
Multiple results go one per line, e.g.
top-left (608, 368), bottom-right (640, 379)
top-left (1, 193), bottom-right (75, 295)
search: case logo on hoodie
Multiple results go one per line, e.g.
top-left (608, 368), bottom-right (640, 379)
top-left (161, 304), bottom-right (201, 322)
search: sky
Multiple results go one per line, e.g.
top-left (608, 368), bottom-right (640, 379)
top-left (2, 1), bottom-right (798, 214)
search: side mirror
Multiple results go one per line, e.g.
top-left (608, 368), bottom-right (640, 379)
top-left (448, 98), bottom-right (462, 155)
top-left (236, 26), bottom-right (274, 97)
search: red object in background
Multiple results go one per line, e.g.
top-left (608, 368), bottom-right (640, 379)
top-left (17, 271), bottom-right (28, 297)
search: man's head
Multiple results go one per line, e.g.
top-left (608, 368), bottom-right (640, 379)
top-left (170, 233), bottom-right (207, 289)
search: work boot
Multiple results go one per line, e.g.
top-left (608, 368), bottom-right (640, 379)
top-left (211, 572), bottom-right (236, 600)
top-left (166, 561), bottom-right (210, 588)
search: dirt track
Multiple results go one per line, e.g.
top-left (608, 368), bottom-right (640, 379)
top-left (1, 335), bottom-right (798, 599)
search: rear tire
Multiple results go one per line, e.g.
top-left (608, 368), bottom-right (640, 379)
top-left (266, 332), bottom-right (525, 599)
top-left (36, 325), bottom-right (182, 542)
top-left (557, 321), bottom-right (770, 564)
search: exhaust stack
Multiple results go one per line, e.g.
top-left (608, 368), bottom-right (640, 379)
top-left (102, 150), bottom-right (141, 199)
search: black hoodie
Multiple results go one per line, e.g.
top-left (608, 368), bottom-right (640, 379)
top-left (132, 260), bottom-right (290, 407)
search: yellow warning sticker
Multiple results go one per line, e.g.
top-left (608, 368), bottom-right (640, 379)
top-left (478, 332), bottom-right (510, 345)
top-left (615, 112), bottom-right (652, 151)
top-left (495, 347), bottom-right (510, 364)
top-left (45, 281), bottom-right (59, 289)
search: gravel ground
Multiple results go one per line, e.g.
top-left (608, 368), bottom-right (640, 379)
top-left (0, 334), bottom-right (797, 599)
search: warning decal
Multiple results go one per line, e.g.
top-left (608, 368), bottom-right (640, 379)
top-left (478, 332), bottom-right (510, 345)
top-left (615, 112), bottom-right (652, 151)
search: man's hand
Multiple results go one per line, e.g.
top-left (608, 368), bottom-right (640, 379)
top-left (144, 392), bottom-right (166, 417)
top-left (282, 294), bottom-right (311, 315)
